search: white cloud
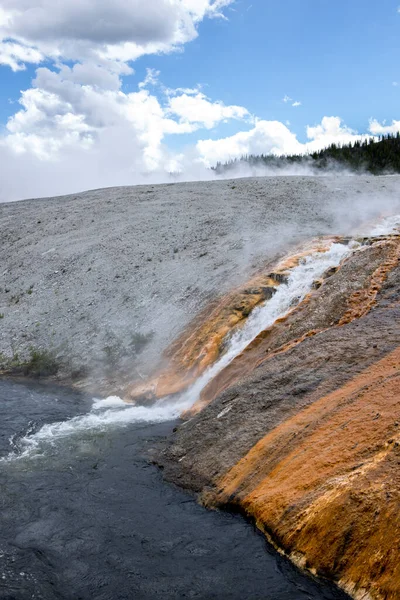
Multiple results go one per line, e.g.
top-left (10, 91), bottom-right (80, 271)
top-left (164, 84), bottom-right (203, 96)
top-left (0, 40), bottom-right (43, 71)
top-left (305, 116), bottom-right (371, 150)
top-left (369, 118), bottom-right (400, 135)
top-left (283, 94), bottom-right (302, 108)
top-left (3, 66), bottom-right (250, 157)
top-left (167, 91), bottom-right (250, 128)
top-left (0, 104), bottom-right (392, 201)
top-left (59, 61), bottom-right (133, 90)
top-left (197, 119), bottom-right (303, 165)
top-left (139, 68), bottom-right (160, 89)
top-left (0, 0), bottom-right (397, 201)
top-left (0, 0), bottom-right (234, 68)
top-left (196, 116), bottom-right (374, 166)
top-left (0, 0), bottom-right (248, 193)
top-left (0, 62), bottom-right (252, 197)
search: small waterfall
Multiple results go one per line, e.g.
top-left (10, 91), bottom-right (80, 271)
top-left (3, 242), bottom-right (352, 461)
top-left (4, 213), bottom-right (400, 461)
top-left (177, 242), bottom-right (351, 408)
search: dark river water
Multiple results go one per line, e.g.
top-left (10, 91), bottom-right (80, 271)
top-left (0, 380), bottom-right (349, 600)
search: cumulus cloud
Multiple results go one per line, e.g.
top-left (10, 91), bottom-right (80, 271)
top-left (197, 119), bottom-right (303, 165)
top-left (0, 0), bottom-right (234, 68)
top-left (369, 118), bottom-right (400, 135)
top-left (0, 40), bottom-right (43, 71)
top-left (0, 95), bottom-right (390, 200)
top-left (305, 116), bottom-right (372, 150)
top-left (0, 0), bottom-right (396, 201)
top-left (2, 64), bottom-right (251, 163)
top-left (0, 0), bottom-right (250, 198)
top-left (0, 60), bottom-right (255, 199)
top-left (139, 68), bottom-right (160, 89)
top-left (196, 116), bottom-right (374, 166)
top-left (167, 91), bottom-right (250, 128)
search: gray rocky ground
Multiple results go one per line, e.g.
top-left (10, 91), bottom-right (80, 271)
top-left (1, 175), bottom-right (399, 393)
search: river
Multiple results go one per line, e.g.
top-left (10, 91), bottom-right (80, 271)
top-left (0, 379), bottom-right (350, 600)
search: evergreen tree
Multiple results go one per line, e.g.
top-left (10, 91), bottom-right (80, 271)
top-left (212, 135), bottom-right (400, 175)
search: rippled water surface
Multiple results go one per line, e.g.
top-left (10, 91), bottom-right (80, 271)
top-left (0, 380), bottom-right (349, 600)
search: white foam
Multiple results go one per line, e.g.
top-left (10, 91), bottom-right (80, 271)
top-left (92, 396), bottom-right (127, 410)
top-left (4, 395), bottom-right (190, 461)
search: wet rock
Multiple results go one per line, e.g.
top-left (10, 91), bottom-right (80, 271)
top-left (260, 286), bottom-right (277, 300)
top-left (269, 272), bottom-right (289, 284)
top-left (323, 266), bottom-right (338, 278)
top-left (2, 174), bottom-right (399, 391)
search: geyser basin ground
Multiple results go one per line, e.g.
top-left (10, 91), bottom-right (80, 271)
top-left (1, 175), bottom-right (400, 393)
top-left (0, 380), bottom-right (349, 600)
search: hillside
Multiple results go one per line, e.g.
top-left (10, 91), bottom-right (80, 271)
top-left (1, 174), bottom-right (397, 395)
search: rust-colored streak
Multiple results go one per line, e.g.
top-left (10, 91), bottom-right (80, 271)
top-left (124, 273), bottom-right (279, 401)
top-left (187, 238), bottom-right (400, 416)
top-left (125, 236), bottom-right (400, 408)
top-left (125, 239), bottom-right (335, 402)
top-left (154, 234), bottom-right (400, 599)
top-left (338, 239), bottom-right (400, 326)
top-left (211, 348), bottom-right (400, 600)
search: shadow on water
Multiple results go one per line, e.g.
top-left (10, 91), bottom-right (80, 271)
top-left (0, 380), bottom-right (350, 600)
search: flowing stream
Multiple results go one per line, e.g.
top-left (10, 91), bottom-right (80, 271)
top-left (0, 380), bottom-right (350, 600)
top-left (3, 241), bottom-right (354, 461)
top-left (2, 216), bottom-right (399, 599)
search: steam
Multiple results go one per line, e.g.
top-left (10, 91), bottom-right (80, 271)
top-left (0, 143), bottom-right (394, 203)
top-left (369, 214), bottom-right (400, 236)
top-left (2, 182), bottom-right (400, 462)
top-left (2, 240), bottom-right (355, 461)
top-left (212, 157), bottom-right (357, 181)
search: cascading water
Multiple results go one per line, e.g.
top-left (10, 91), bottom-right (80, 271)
top-left (5, 214), bottom-right (400, 461)
top-left (178, 242), bottom-right (352, 408)
top-left (3, 241), bottom-right (354, 461)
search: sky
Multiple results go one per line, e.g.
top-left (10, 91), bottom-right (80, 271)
top-left (0, 0), bottom-right (400, 200)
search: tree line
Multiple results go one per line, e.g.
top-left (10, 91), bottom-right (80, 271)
top-left (212, 133), bottom-right (400, 175)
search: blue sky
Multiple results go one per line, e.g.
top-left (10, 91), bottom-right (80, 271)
top-left (130, 0), bottom-right (400, 142)
top-left (0, 0), bottom-right (399, 199)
